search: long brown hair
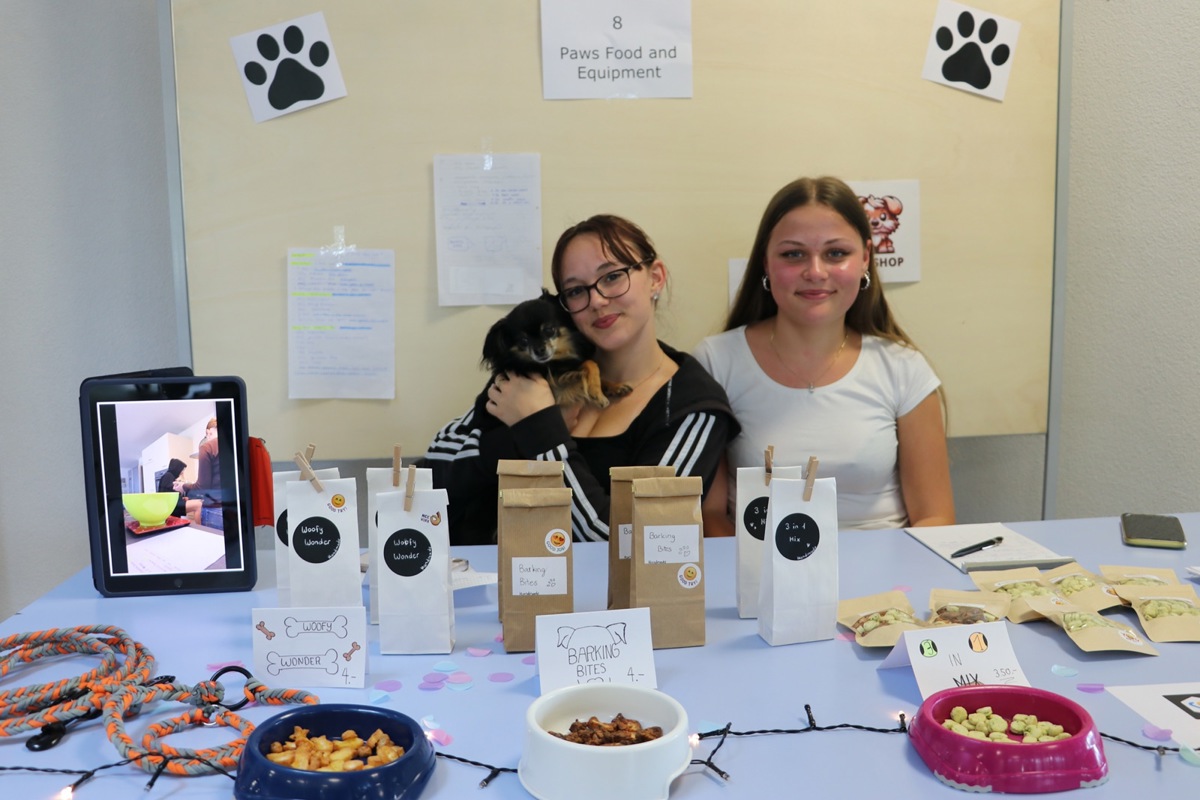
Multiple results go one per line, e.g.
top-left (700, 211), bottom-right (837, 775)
top-left (726, 176), bottom-right (914, 348)
top-left (550, 215), bottom-right (657, 292)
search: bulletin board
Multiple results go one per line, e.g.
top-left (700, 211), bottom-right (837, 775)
top-left (170, 0), bottom-right (1060, 459)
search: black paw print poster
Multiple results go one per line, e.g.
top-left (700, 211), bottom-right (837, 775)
top-left (230, 12), bottom-right (347, 123)
top-left (922, 1), bottom-right (1019, 102)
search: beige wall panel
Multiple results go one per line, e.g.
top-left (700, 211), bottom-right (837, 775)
top-left (172, 0), bottom-right (1059, 457)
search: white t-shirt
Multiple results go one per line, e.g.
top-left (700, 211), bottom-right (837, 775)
top-left (693, 327), bottom-right (940, 529)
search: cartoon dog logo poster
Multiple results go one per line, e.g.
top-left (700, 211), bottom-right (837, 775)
top-left (848, 179), bottom-right (921, 284)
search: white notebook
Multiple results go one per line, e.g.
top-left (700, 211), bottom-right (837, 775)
top-left (905, 523), bottom-right (1073, 573)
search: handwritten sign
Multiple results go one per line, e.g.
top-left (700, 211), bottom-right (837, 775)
top-left (252, 606), bottom-right (367, 688)
top-left (643, 524), bottom-right (700, 564)
top-left (878, 621), bottom-right (1030, 699)
top-left (540, 0), bottom-right (692, 99)
top-left (535, 607), bottom-right (657, 694)
top-left (512, 556), bottom-right (568, 595)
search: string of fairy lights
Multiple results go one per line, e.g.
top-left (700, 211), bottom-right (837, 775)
top-left (0, 627), bottom-right (1193, 797)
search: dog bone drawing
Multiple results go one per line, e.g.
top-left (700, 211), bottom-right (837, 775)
top-left (255, 621), bottom-right (276, 640)
top-left (283, 614), bottom-right (349, 639)
top-left (343, 641), bottom-right (361, 661)
top-left (265, 648), bottom-right (340, 676)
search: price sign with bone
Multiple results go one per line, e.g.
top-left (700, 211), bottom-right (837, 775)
top-left (252, 606), bottom-right (367, 688)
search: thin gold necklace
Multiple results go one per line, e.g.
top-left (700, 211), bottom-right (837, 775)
top-left (607, 353), bottom-right (667, 398)
top-left (769, 323), bottom-right (849, 394)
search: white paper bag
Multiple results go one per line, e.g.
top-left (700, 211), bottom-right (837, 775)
top-left (366, 467), bottom-right (432, 624)
top-left (376, 488), bottom-right (454, 654)
top-left (272, 468), bottom-right (340, 605)
top-left (735, 465), bottom-right (805, 619)
top-left (758, 476), bottom-right (838, 646)
top-left (286, 477), bottom-right (363, 608)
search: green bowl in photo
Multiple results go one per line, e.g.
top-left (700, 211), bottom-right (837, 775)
top-left (122, 492), bottom-right (179, 527)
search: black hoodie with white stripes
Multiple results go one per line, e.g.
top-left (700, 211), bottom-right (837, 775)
top-left (418, 343), bottom-right (738, 545)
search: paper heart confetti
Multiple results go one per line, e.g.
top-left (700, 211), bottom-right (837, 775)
top-left (1142, 724), bottom-right (1173, 741)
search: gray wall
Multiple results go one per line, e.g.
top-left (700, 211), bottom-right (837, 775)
top-left (0, 0), bottom-right (179, 618)
top-left (1, 1), bottom-right (1193, 620)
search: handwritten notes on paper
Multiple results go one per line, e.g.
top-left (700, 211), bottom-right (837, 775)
top-left (287, 248), bottom-right (395, 399)
top-left (433, 154), bottom-right (542, 306)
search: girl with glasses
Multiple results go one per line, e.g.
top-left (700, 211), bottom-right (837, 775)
top-left (420, 214), bottom-right (739, 544)
top-left (695, 177), bottom-right (954, 533)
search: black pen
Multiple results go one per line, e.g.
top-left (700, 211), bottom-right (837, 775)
top-left (951, 536), bottom-right (1004, 559)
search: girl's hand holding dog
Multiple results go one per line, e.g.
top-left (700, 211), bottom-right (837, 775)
top-left (487, 372), bottom-right (556, 427)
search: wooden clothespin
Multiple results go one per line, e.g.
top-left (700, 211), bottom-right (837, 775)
top-left (304, 443), bottom-right (316, 462)
top-left (764, 446), bottom-right (775, 486)
top-left (392, 444), bottom-right (402, 488)
top-left (803, 456), bottom-right (819, 502)
top-left (403, 465), bottom-right (417, 512)
top-left (293, 451), bottom-right (323, 493)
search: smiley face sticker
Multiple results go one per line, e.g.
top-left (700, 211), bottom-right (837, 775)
top-left (545, 528), bottom-right (570, 555)
top-left (328, 493), bottom-right (347, 512)
top-left (678, 563), bottom-right (702, 589)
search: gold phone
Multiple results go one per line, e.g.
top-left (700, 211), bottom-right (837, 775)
top-left (1120, 513), bottom-right (1187, 549)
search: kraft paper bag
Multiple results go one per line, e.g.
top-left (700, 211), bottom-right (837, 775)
top-left (272, 467), bottom-right (340, 606)
top-left (286, 477), bottom-right (363, 608)
top-left (630, 476), bottom-right (705, 649)
top-left (734, 464), bottom-right (805, 619)
top-left (499, 486), bottom-right (574, 653)
top-left (758, 476), bottom-right (838, 646)
top-left (376, 488), bottom-right (454, 653)
top-left (608, 465), bottom-right (675, 610)
top-left (497, 460), bottom-right (564, 620)
top-left (366, 466), bottom-right (432, 624)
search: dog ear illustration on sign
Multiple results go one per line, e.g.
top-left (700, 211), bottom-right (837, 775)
top-left (921, 0), bottom-right (1020, 102)
top-left (230, 12), bottom-right (348, 122)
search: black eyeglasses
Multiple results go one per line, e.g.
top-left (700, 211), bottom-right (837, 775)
top-left (557, 258), bottom-right (653, 313)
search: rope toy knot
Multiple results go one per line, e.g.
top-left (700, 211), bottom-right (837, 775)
top-left (186, 681), bottom-right (224, 708)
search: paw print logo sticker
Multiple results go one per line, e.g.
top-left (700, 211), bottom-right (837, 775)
top-left (922, 1), bottom-right (1019, 101)
top-left (231, 12), bottom-right (347, 123)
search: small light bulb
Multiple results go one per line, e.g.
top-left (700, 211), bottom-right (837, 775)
top-left (688, 733), bottom-right (700, 749)
top-left (55, 788), bottom-right (73, 800)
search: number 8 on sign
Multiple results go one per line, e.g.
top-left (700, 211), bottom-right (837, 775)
top-left (775, 512), bottom-right (820, 561)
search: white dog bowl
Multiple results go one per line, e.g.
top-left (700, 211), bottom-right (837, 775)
top-left (519, 684), bottom-right (691, 800)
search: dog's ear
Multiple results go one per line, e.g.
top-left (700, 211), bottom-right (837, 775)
top-left (481, 316), bottom-right (511, 368)
top-left (882, 195), bottom-right (904, 216)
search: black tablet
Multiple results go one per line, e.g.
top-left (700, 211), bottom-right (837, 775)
top-left (80, 371), bottom-right (257, 596)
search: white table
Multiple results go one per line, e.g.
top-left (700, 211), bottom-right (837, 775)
top-left (2, 515), bottom-right (1198, 798)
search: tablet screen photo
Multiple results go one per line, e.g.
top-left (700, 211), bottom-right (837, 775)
top-left (80, 372), bottom-right (257, 596)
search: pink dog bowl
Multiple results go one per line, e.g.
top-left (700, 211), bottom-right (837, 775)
top-left (909, 685), bottom-right (1108, 793)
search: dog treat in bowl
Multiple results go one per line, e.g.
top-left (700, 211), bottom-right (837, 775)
top-left (550, 714), bottom-right (663, 746)
top-left (942, 705), bottom-right (1072, 743)
top-left (266, 725), bottom-right (405, 772)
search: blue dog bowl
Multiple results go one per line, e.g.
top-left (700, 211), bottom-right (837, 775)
top-left (234, 704), bottom-right (435, 800)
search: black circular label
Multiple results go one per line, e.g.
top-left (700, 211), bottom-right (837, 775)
top-left (775, 512), bottom-right (820, 561)
top-left (742, 496), bottom-right (769, 541)
top-left (384, 529), bottom-right (432, 577)
top-left (276, 509), bottom-right (289, 546)
top-left (292, 516), bottom-right (341, 564)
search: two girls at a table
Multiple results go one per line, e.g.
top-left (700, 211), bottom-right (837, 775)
top-left (419, 176), bottom-right (955, 544)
